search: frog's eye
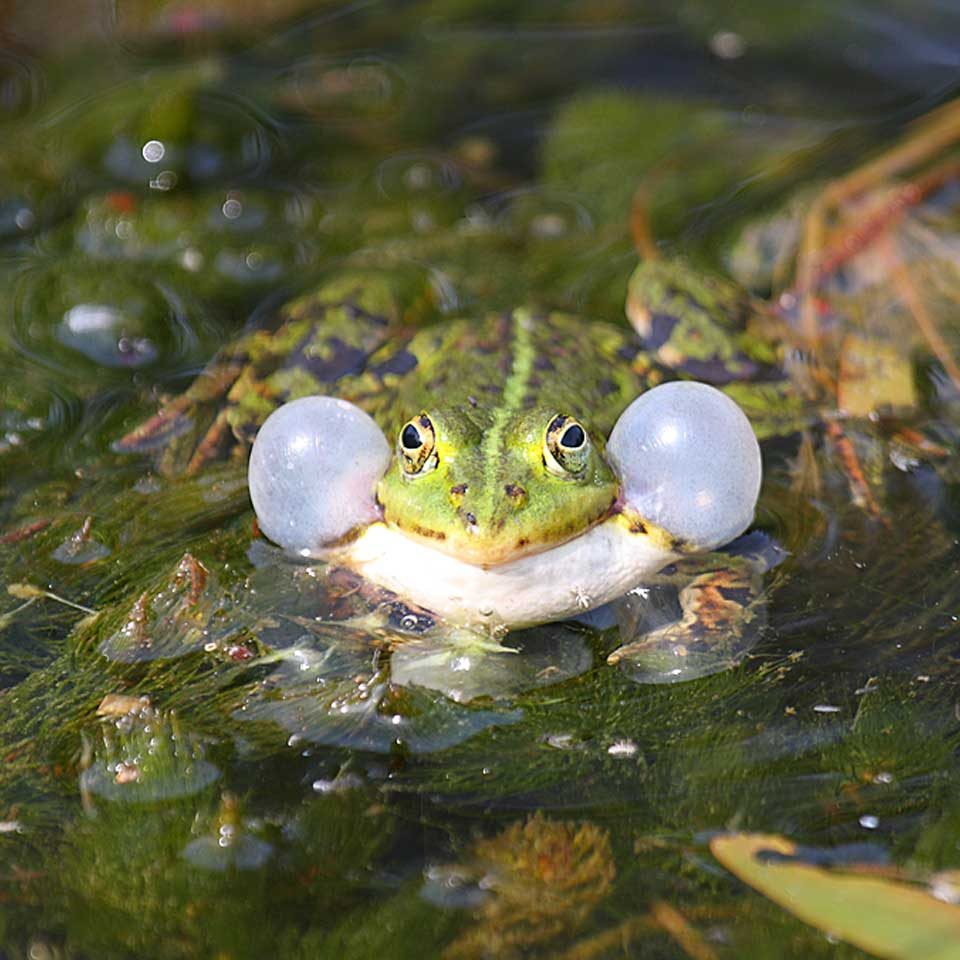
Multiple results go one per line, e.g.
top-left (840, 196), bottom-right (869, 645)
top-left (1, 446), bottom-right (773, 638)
top-left (399, 413), bottom-right (438, 476)
top-left (544, 414), bottom-right (590, 477)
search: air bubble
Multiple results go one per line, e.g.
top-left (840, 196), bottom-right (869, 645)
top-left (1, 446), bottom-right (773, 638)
top-left (141, 139), bottom-right (166, 163)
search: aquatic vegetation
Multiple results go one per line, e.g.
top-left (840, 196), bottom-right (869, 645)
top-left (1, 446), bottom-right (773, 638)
top-left (80, 695), bottom-right (220, 802)
top-left (441, 814), bottom-right (616, 959)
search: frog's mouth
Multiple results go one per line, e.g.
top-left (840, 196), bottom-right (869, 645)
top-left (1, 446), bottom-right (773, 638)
top-left (381, 495), bottom-right (618, 569)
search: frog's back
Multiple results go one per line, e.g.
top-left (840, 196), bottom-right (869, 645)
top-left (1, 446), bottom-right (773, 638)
top-left (116, 270), bottom-right (670, 473)
top-left (383, 309), bottom-right (671, 439)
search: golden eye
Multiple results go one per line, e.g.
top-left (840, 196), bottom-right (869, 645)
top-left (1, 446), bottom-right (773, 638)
top-left (398, 412), bottom-right (438, 476)
top-left (544, 414), bottom-right (590, 477)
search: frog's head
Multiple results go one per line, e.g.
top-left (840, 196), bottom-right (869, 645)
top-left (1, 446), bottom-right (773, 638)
top-left (375, 405), bottom-right (618, 566)
top-left (248, 384), bottom-right (761, 569)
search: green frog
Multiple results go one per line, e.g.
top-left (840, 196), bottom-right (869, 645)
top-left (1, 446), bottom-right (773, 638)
top-left (118, 259), bottom-right (789, 669)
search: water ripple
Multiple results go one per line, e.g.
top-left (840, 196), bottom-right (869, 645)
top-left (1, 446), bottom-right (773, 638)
top-left (10, 257), bottom-right (208, 380)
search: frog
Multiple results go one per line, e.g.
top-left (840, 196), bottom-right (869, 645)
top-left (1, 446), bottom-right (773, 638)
top-left (116, 258), bottom-right (778, 677)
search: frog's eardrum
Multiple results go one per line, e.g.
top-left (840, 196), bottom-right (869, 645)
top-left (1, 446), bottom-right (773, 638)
top-left (607, 382), bottom-right (762, 551)
top-left (248, 396), bottom-right (391, 555)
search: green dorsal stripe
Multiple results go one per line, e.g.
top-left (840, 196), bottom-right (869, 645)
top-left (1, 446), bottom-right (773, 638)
top-left (479, 309), bottom-right (536, 519)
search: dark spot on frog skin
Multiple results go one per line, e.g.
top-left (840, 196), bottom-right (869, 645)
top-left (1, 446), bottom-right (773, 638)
top-left (516, 537), bottom-right (529, 548)
top-left (685, 355), bottom-right (781, 385)
top-left (598, 378), bottom-right (618, 397)
top-left (678, 357), bottom-right (750, 385)
top-left (534, 355), bottom-right (555, 372)
top-left (405, 521), bottom-right (447, 541)
top-left (450, 483), bottom-right (468, 497)
top-left (465, 512), bottom-right (477, 526)
top-left (628, 518), bottom-right (647, 535)
top-left (376, 349), bottom-right (418, 376)
top-left (294, 335), bottom-right (368, 381)
top-left (504, 482), bottom-right (526, 501)
top-left (644, 313), bottom-right (679, 350)
top-left (345, 301), bottom-right (391, 325)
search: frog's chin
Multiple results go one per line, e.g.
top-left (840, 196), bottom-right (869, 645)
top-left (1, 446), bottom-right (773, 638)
top-left (322, 516), bottom-right (680, 629)
top-left (380, 518), bottom-right (610, 568)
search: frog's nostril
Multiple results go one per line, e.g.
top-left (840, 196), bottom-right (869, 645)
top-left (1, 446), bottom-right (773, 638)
top-left (504, 482), bottom-right (527, 507)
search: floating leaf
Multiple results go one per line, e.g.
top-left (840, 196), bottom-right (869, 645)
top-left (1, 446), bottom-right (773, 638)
top-left (711, 833), bottom-right (960, 960)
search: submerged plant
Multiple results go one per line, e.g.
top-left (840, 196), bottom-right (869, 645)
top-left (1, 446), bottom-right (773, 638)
top-left (442, 813), bottom-right (616, 959)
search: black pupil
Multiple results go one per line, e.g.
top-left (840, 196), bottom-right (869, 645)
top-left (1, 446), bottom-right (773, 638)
top-left (401, 424), bottom-right (422, 449)
top-left (560, 424), bottom-right (585, 448)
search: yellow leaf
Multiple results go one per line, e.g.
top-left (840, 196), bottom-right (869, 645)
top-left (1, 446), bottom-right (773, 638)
top-left (711, 833), bottom-right (960, 960)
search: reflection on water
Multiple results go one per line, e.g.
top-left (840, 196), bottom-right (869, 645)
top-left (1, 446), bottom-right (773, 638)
top-left (1, 1), bottom-right (960, 957)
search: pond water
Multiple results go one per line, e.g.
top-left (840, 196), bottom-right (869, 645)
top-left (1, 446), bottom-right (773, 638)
top-left (1, 2), bottom-right (960, 958)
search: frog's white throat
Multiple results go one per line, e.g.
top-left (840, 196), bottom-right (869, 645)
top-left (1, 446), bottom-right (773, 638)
top-left (326, 517), bottom-right (679, 628)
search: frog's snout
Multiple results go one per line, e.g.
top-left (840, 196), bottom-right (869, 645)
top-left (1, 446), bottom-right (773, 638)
top-left (450, 481), bottom-right (529, 530)
top-left (444, 479), bottom-right (535, 561)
